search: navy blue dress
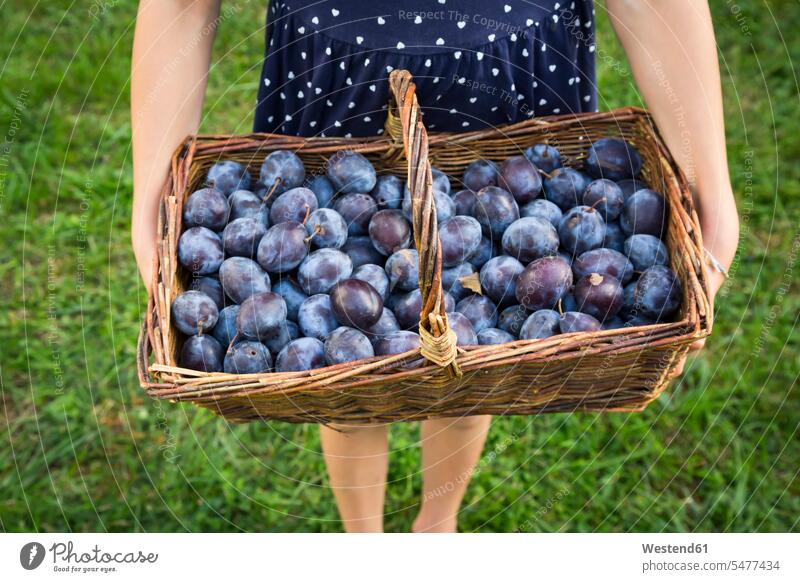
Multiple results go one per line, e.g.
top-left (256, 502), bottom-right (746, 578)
top-left (254, 0), bottom-right (597, 137)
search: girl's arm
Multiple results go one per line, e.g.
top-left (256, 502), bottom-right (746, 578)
top-left (131, 0), bottom-right (221, 289)
top-left (606, 0), bottom-right (739, 310)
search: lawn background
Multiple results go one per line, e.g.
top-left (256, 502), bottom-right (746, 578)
top-left (0, 0), bottom-right (797, 532)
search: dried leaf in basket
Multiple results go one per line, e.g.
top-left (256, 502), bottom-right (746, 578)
top-left (459, 272), bottom-right (483, 295)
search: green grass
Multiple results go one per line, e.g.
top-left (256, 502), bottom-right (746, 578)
top-left (0, 0), bottom-right (797, 532)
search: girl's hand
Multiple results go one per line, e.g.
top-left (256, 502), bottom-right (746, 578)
top-left (667, 272), bottom-right (724, 379)
top-left (607, 0), bottom-right (740, 381)
top-left (668, 183), bottom-right (738, 379)
top-left (132, 205), bottom-right (157, 293)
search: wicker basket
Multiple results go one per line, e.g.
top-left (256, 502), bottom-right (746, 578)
top-left (137, 70), bottom-right (712, 424)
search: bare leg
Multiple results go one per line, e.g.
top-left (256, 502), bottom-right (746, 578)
top-left (319, 423), bottom-right (389, 533)
top-left (413, 415), bottom-right (492, 533)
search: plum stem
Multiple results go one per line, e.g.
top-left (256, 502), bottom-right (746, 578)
top-left (588, 197), bottom-right (606, 211)
top-left (304, 223), bottom-right (323, 244)
top-left (301, 204), bottom-right (312, 225)
top-left (260, 177), bottom-right (282, 207)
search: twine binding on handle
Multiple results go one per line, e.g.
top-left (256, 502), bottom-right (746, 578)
top-left (419, 325), bottom-right (459, 371)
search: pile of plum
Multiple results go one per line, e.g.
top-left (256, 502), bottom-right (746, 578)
top-left (171, 137), bottom-right (681, 374)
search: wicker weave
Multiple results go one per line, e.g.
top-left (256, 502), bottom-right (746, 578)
top-left (137, 70), bottom-right (712, 424)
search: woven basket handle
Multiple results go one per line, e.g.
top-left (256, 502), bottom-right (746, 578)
top-left (386, 70), bottom-right (460, 377)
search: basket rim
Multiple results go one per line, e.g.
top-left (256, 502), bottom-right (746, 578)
top-left (175, 106), bottom-right (653, 151)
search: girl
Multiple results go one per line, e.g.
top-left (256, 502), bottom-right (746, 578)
top-left (131, 0), bottom-right (738, 532)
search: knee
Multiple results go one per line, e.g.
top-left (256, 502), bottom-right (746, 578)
top-left (324, 422), bottom-right (382, 436)
top-left (446, 415), bottom-right (492, 432)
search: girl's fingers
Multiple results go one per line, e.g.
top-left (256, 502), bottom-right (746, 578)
top-left (668, 338), bottom-right (705, 381)
top-left (689, 337), bottom-right (706, 351)
top-left (668, 355), bottom-right (686, 379)
top-left (664, 243), bottom-right (725, 381)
